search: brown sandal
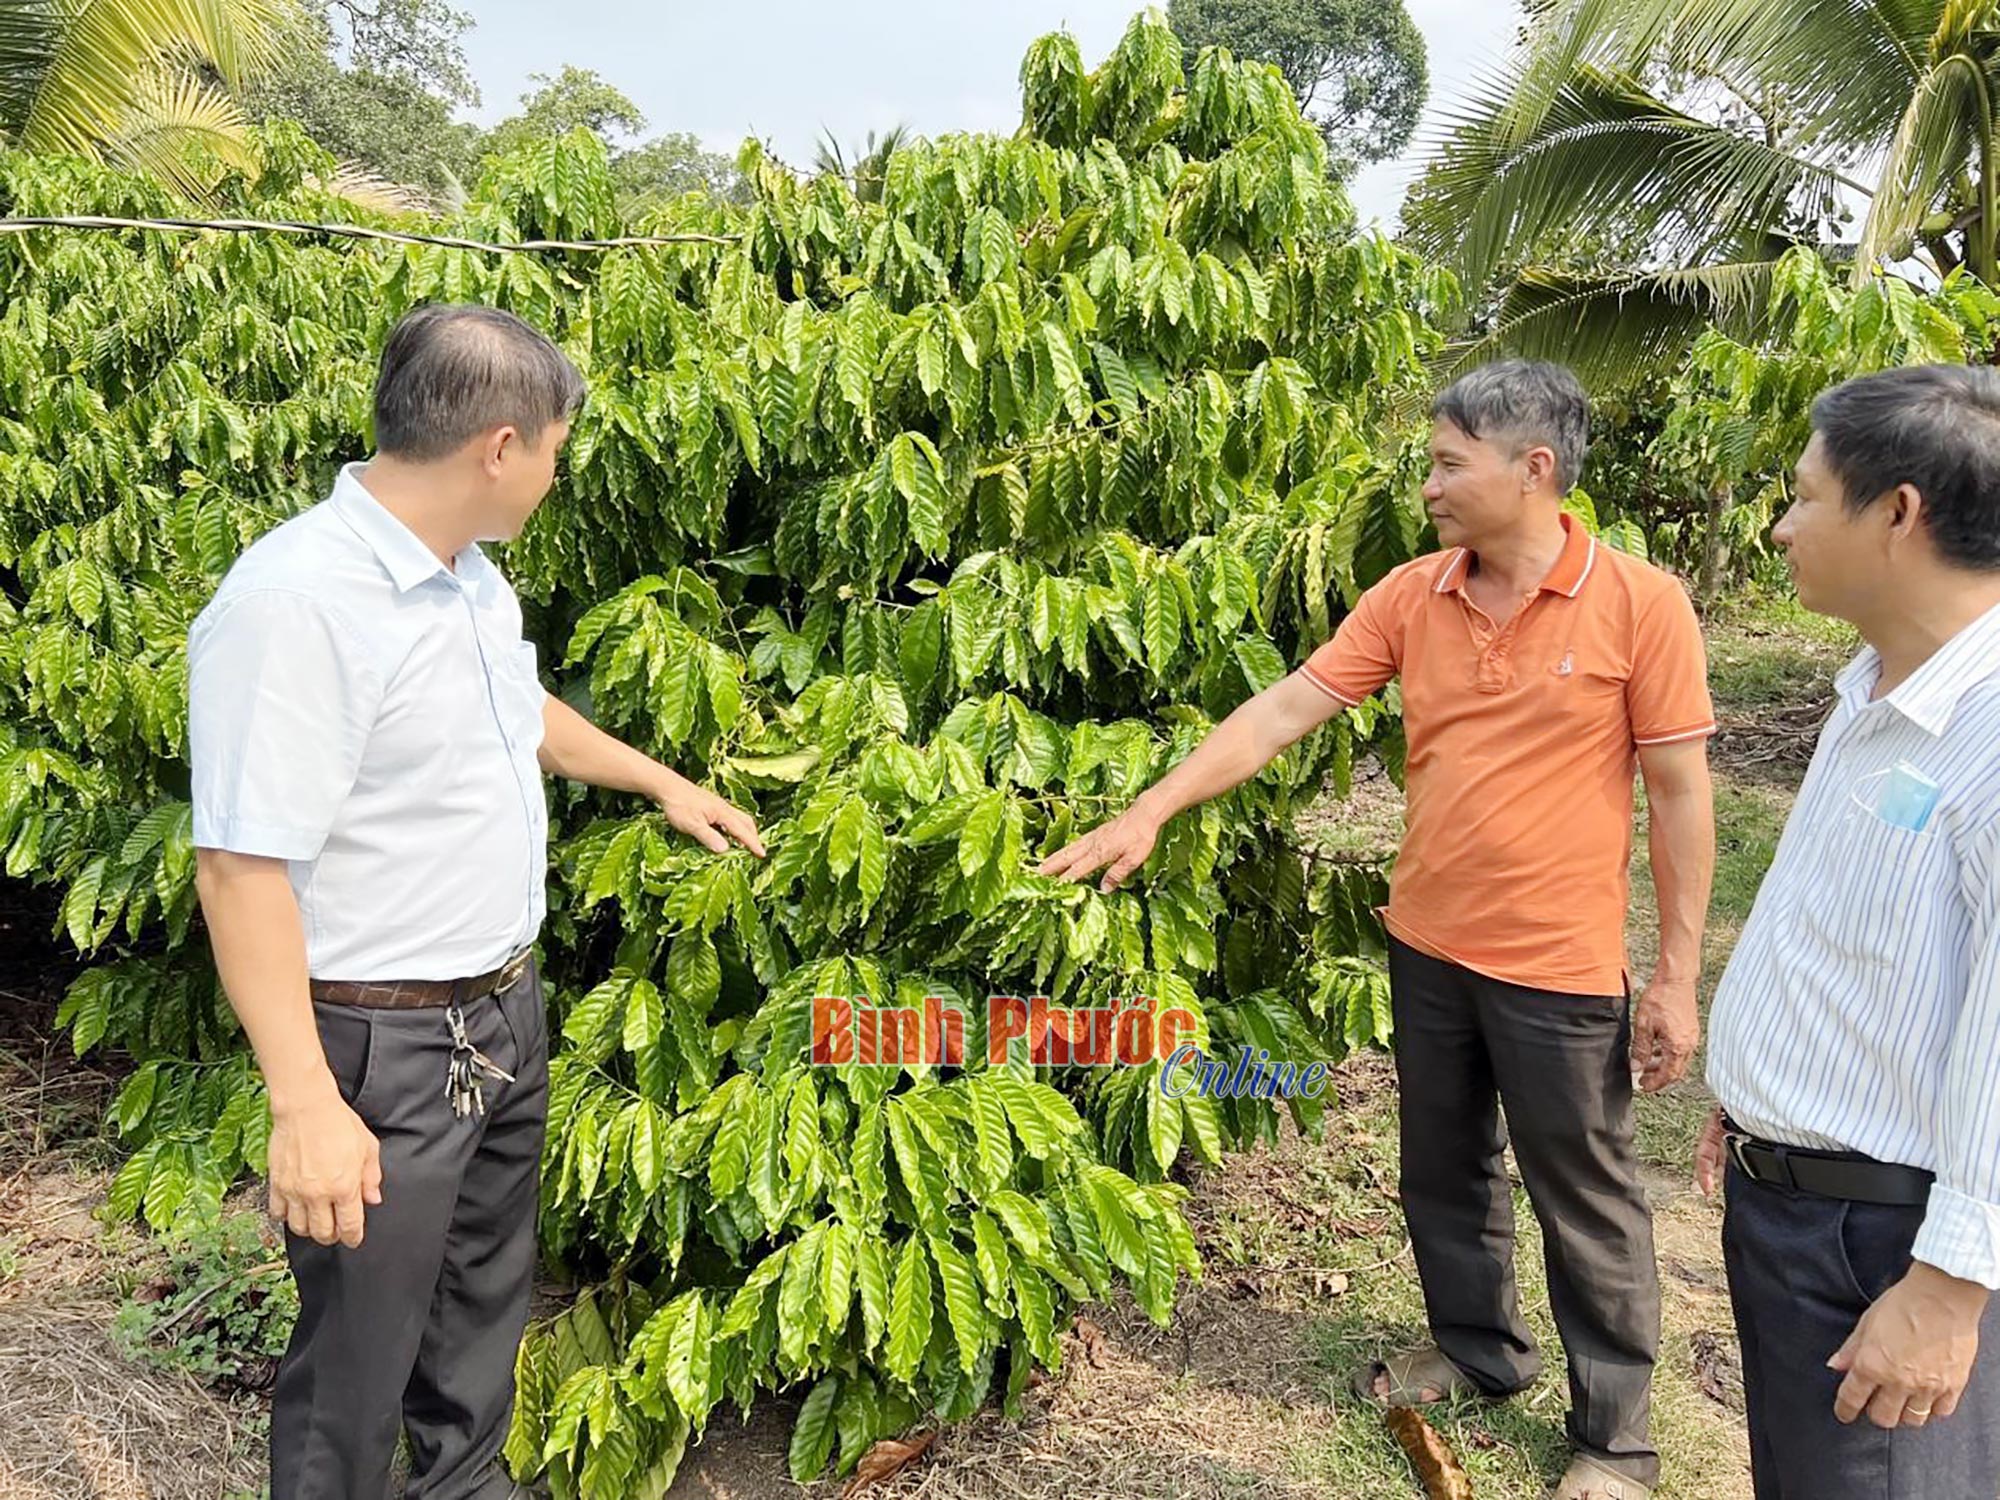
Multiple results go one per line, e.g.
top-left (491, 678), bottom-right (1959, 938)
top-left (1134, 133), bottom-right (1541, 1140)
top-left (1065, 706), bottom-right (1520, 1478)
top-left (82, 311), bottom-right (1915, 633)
top-left (1349, 1346), bottom-right (1482, 1407)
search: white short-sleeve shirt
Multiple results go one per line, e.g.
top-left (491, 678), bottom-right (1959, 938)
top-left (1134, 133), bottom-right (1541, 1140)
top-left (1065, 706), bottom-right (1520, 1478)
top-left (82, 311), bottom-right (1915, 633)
top-left (189, 463), bottom-right (549, 981)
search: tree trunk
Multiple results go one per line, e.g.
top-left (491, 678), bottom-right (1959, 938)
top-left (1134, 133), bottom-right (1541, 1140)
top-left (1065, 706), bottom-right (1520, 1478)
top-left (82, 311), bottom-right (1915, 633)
top-left (1698, 480), bottom-right (1732, 613)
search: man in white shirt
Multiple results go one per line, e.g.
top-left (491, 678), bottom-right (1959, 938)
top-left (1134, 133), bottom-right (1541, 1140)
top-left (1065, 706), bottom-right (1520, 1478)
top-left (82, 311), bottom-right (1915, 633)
top-left (1700, 364), bottom-right (2000, 1499)
top-left (189, 304), bottom-right (764, 1500)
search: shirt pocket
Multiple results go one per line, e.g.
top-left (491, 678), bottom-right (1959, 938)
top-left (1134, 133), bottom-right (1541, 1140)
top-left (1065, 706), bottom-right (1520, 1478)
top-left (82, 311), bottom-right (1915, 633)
top-left (497, 639), bottom-right (547, 754)
top-left (1799, 805), bottom-right (1942, 970)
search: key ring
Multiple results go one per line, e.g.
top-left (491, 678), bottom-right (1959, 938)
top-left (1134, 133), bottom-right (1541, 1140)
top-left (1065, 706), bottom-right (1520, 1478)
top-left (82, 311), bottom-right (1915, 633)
top-left (442, 999), bottom-right (516, 1120)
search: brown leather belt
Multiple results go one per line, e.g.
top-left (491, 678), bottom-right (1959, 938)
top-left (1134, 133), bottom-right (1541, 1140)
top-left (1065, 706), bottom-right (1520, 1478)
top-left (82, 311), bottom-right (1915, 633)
top-left (309, 950), bottom-right (533, 1011)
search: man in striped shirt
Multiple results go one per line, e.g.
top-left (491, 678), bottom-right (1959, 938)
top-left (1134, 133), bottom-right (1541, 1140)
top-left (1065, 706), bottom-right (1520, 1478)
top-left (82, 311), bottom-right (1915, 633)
top-left (1701, 364), bottom-right (2000, 1499)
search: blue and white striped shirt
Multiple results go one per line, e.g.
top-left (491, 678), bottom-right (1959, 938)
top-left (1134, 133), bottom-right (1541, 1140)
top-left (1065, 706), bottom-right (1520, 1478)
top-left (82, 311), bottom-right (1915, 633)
top-left (1708, 601), bottom-right (2000, 1287)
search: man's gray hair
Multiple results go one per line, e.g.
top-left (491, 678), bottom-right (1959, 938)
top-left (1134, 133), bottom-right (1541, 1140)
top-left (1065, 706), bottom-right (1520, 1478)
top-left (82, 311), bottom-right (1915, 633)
top-left (374, 304), bottom-right (586, 462)
top-left (1432, 359), bottom-right (1592, 493)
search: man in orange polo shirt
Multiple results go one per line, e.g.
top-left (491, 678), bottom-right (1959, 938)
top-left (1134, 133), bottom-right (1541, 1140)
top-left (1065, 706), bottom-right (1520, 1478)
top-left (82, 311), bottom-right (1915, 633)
top-left (1041, 361), bottom-right (1716, 1500)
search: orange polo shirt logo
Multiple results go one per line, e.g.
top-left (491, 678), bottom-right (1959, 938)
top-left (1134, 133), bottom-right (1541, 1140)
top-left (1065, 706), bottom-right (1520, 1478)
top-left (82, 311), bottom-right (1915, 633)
top-left (1300, 515), bottom-right (1715, 996)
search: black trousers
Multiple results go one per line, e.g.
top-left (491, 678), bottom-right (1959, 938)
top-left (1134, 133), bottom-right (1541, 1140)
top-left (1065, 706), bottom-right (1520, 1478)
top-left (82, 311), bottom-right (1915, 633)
top-left (1389, 937), bottom-right (1661, 1485)
top-left (1723, 1162), bottom-right (2000, 1499)
top-left (271, 960), bottom-right (549, 1500)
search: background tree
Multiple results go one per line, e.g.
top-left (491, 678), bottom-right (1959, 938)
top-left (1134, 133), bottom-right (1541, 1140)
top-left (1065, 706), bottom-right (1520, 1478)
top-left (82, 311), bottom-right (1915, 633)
top-left (1406, 0), bottom-right (2000, 381)
top-left (481, 64), bottom-right (645, 158)
top-left (611, 130), bottom-right (749, 207)
top-left (482, 65), bottom-right (745, 208)
top-left (238, 0), bottom-right (485, 200)
top-left (1648, 250), bottom-right (2000, 603)
top-left (1165, 0), bottom-right (1427, 174)
top-left (811, 123), bottom-right (912, 204)
top-left (0, 0), bottom-right (289, 197)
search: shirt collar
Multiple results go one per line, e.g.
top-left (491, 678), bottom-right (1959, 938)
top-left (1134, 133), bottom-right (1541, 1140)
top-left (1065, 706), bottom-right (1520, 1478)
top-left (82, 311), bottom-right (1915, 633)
top-left (1433, 512), bottom-right (1598, 598)
top-left (329, 463), bottom-right (480, 594)
top-left (1837, 598), bottom-right (2000, 736)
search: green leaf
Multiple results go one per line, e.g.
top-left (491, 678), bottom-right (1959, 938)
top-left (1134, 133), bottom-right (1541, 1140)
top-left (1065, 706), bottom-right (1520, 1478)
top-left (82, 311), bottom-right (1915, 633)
top-left (1085, 1168), bottom-right (1149, 1276)
top-left (986, 1189), bottom-right (1052, 1264)
top-left (779, 1226), bottom-right (825, 1366)
top-left (1033, 321), bottom-right (1082, 419)
top-left (957, 790), bottom-right (1004, 878)
top-left (887, 1097), bottom-right (947, 1231)
top-left (820, 1220), bottom-right (856, 1335)
top-left (621, 977), bottom-right (664, 1053)
top-left (828, 794), bottom-right (866, 877)
top-left (788, 1376), bottom-right (840, 1481)
top-left (856, 814), bottom-right (889, 905)
top-left (1011, 1253), bottom-right (1057, 1365)
top-left (1093, 343), bottom-right (1141, 419)
top-left (886, 1235), bottom-right (934, 1383)
top-left (971, 1211), bottom-right (1012, 1309)
top-left (666, 931), bottom-right (721, 1014)
top-left (666, 1295), bottom-right (713, 1420)
top-left (1143, 575), bottom-right (1181, 675)
top-left (1146, 1077), bottom-right (1183, 1173)
top-left (785, 1074), bottom-right (822, 1189)
top-left (930, 1233), bottom-right (987, 1373)
top-left (856, 1235), bottom-right (891, 1355)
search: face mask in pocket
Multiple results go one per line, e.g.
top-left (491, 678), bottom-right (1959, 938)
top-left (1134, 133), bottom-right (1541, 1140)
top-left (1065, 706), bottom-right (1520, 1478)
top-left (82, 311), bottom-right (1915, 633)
top-left (1850, 760), bottom-right (1941, 832)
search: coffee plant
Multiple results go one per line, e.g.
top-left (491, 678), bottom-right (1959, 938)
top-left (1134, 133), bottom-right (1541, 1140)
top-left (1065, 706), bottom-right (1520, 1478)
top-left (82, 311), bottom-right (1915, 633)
top-left (1613, 251), bottom-right (2000, 599)
top-left (0, 13), bottom-right (1449, 1492)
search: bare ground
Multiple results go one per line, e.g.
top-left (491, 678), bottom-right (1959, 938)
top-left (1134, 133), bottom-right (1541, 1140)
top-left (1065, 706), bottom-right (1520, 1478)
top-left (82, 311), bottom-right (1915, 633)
top-left (0, 1009), bottom-right (268, 1500)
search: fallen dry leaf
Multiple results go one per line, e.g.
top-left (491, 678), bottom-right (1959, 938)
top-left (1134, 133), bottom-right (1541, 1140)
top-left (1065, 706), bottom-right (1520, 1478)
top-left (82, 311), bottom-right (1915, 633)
top-left (1327, 1214), bottom-right (1393, 1239)
top-left (1074, 1315), bottom-right (1109, 1367)
top-left (1689, 1329), bottom-right (1744, 1411)
top-left (1312, 1270), bottom-right (1350, 1298)
top-left (844, 1430), bottom-right (936, 1494)
top-left (1385, 1406), bottom-right (1475, 1500)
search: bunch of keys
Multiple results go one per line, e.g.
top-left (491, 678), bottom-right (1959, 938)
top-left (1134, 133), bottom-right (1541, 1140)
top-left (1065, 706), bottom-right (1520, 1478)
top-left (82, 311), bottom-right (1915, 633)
top-left (444, 1000), bottom-right (516, 1119)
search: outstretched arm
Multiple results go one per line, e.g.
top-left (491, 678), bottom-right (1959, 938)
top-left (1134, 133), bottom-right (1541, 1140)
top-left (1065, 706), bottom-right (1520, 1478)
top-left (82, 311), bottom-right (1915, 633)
top-left (1037, 670), bottom-right (1349, 891)
top-left (538, 694), bottom-right (766, 857)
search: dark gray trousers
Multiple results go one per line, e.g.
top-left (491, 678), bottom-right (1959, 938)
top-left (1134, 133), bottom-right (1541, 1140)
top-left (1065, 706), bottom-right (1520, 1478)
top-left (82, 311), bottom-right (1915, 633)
top-left (1389, 937), bottom-right (1661, 1485)
top-left (272, 960), bottom-right (549, 1500)
top-left (1723, 1162), bottom-right (2000, 1499)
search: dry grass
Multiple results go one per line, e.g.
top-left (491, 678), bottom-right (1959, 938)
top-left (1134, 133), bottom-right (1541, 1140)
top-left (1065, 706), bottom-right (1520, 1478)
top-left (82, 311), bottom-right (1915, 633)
top-left (0, 1036), bottom-right (268, 1500)
top-left (0, 1299), bottom-right (266, 1500)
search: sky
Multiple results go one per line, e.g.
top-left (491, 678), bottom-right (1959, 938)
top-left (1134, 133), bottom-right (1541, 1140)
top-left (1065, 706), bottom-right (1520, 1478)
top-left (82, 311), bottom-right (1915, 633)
top-left (454, 1), bottom-right (1522, 229)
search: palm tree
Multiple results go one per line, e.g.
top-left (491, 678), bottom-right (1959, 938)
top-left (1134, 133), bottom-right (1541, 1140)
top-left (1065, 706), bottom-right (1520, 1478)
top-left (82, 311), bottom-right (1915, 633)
top-left (1406, 0), bottom-right (2000, 379)
top-left (0, 0), bottom-right (290, 198)
top-left (812, 123), bottom-right (912, 204)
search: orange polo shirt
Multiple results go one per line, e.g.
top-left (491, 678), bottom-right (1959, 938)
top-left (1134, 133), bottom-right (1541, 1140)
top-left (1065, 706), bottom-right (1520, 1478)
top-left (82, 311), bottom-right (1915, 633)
top-left (1300, 515), bottom-right (1715, 996)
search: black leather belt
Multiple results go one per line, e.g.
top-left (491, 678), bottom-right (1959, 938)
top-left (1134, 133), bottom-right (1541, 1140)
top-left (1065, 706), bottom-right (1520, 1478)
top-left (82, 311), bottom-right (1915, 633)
top-left (1723, 1120), bottom-right (1933, 1207)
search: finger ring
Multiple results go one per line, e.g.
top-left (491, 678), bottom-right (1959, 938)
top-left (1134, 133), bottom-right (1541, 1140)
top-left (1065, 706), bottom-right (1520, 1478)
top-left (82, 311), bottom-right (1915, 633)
top-left (1909, 1406), bottom-right (1933, 1417)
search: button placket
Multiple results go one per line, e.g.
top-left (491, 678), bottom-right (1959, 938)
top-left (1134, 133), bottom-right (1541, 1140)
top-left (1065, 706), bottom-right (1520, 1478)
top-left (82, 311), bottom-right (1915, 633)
top-left (458, 587), bottom-right (543, 930)
top-left (1474, 600), bottom-right (1529, 693)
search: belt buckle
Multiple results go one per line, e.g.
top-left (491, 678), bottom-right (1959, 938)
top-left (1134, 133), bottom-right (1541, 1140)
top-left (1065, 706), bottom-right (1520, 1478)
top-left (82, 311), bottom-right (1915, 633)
top-left (1726, 1131), bottom-right (1796, 1190)
top-left (1724, 1130), bottom-right (1757, 1183)
top-left (497, 950), bottom-right (531, 993)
